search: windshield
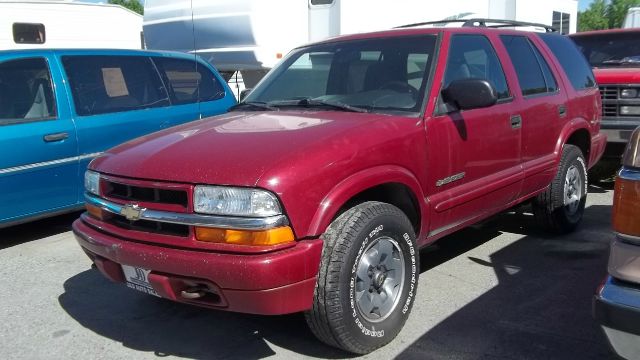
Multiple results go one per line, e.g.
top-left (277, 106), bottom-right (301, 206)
top-left (243, 35), bottom-right (437, 116)
top-left (572, 32), bottom-right (640, 67)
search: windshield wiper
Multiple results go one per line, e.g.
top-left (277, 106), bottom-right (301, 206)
top-left (270, 98), bottom-right (369, 113)
top-left (601, 57), bottom-right (640, 66)
top-left (229, 101), bottom-right (278, 111)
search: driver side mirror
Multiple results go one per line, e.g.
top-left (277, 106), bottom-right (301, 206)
top-left (441, 79), bottom-right (497, 111)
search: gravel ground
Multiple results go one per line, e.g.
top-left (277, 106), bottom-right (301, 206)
top-left (0, 184), bottom-right (617, 360)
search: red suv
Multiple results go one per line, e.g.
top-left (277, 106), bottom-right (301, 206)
top-left (74, 20), bottom-right (606, 354)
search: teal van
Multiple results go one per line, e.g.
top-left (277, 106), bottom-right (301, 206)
top-left (0, 49), bottom-right (236, 228)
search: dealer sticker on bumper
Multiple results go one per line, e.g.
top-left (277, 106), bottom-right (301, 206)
top-left (121, 265), bottom-right (160, 297)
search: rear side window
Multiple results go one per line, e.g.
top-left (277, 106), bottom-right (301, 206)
top-left (0, 57), bottom-right (56, 123)
top-left (443, 34), bottom-right (510, 99)
top-left (500, 35), bottom-right (556, 96)
top-left (153, 57), bottom-right (225, 105)
top-left (540, 34), bottom-right (596, 90)
top-left (62, 55), bottom-right (169, 116)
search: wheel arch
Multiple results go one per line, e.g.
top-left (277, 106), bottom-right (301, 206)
top-left (306, 166), bottom-right (426, 238)
top-left (557, 118), bottom-right (592, 166)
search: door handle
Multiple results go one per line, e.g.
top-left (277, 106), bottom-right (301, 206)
top-left (43, 132), bottom-right (69, 142)
top-left (510, 115), bottom-right (522, 129)
top-left (558, 105), bottom-right (567, 117)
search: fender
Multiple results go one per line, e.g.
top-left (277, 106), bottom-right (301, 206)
top-left (554, 117), bottom-right (592, 165)
top-left (305, 165), bottom-right (428, 239)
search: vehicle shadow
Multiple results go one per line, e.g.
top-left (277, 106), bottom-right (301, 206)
top-left (0, 211), bottom-right (81, 250)
top-left (58, 269), bottom-right (353, 360)
top-left (57, 198), bottom-right (615, 359)
top-left (398, 203), bottom-right (617, 360)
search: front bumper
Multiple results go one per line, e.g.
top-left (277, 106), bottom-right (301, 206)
top-left (600, 118), bottom-right (640, 144)
top-left (73, 218), bottom-right (323, 315)
top-left (593, 276), bottom-right (640, 359)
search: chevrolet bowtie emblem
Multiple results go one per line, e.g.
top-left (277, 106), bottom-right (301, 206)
top-left (120, 204), bottom-right (145, 221)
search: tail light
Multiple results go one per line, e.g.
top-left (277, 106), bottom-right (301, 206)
top-left (612, 177), bottom-right (640, 238)
top-left (613, 127), bottom-right (640, 238)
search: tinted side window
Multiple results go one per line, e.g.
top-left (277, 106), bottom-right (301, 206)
top-left (0, 57), bottom-right (56, 123)
top-left (153, 57), bottom-right (225, 105)
top-left (62, 55), bottom-right (169, 116)
top-left (530, 42), bottom-right (558, 93)
top-left (500, 35), bottom-right (550, 96)
top-left (443, 35), bottom-right (510, 99)
top-left (541, 34), bottom-right (596, 90)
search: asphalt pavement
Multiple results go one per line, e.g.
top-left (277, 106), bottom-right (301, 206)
top-left (0, 184), bottom-right (618, 360)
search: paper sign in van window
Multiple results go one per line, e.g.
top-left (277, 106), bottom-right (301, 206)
top-left (102, 67), bottom-right (129, 97)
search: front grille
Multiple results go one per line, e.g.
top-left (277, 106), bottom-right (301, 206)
top-left (599, 86), bottom-right (618, 100)
top-left (603, 103), bottom-right (618, 117)
top-left (105, 213), bottom-right (190, 237)
top-left (598, 85), bottom-right (640, 118)
top-left (104, 180), bottom-right (188, 208)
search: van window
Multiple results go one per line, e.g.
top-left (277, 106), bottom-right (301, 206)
top-left (13, 23), bottom-right (45, 44)
top-left (310, 0), bottom-right (334, 5)
top-left (62, 55), bottom-right (169, 116)
top-left (500, 35), bottom-right (554, 96)
top-left (443, 35), bottom-right (510, 99)
top-left (0, 57), bottom-right (56, 123)
top-left (153, 57), bottom-right (225, 105)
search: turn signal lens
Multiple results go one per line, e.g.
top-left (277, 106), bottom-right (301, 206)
top-left (86, 203), bottom-right (104, 220)
top-left (195, 226), bottom-right (295, 246)
top-left (612, 177), bottom-right (640, 237)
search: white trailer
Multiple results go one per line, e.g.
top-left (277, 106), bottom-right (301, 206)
top-left (624, 7), bottom-right (640, 28)
top-left (0, 0), bottom-right (143, 50)
top-left (143, 0), bottom-right (578, 88)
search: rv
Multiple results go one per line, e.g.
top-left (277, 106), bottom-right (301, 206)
top-left (624, 7), bottom-right (640, 28)
top-left (0, 0), bottom-right (143, 50)
top-left (143, 0), bottom-right (578, 88)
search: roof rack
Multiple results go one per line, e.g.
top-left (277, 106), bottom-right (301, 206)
top-left (395, 18), bottom-right (556, 33)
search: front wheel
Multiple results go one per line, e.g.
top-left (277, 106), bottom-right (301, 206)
top-left (305, 202), bottom-right (419, 354)
top-left (532, 144), bottom-right (588, 234)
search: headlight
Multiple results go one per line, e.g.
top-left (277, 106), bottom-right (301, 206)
top-left (621, 88), bottom-right (639, 98)
top-left (194, 186), bottom-right (282, 217)
top-left (622, 127), bottom-right (640, 168)
top-left (84, 170), bottom-right (100, 196)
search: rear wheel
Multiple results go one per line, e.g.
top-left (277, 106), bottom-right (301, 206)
top-left (304, 202), bottom-right (419, 354)
top-left (532, 144), bottom-right (587, 234)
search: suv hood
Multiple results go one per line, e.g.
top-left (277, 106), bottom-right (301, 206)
top-left (593, 67), bottom-right (640, 84)
top-left (90, 111), bottom-right (394, 186)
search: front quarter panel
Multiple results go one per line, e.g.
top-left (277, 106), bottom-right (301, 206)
top-left (255, 116), bottom-right (429, 240)
top-left (305, 165), bottom-right (427, 238)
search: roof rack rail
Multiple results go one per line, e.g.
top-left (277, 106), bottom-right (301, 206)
top-left (395, 18), bottom-right (556, 33)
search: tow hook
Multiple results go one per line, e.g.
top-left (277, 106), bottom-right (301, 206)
top-left (180, 286), bottom-right (208, 299)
